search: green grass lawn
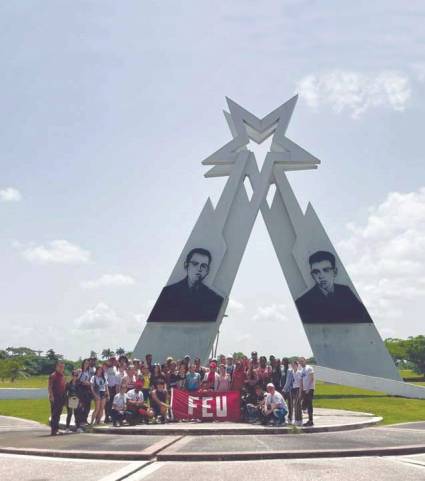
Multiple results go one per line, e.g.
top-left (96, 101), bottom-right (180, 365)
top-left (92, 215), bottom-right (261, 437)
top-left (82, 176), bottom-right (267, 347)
top-left (0, 399), bottom-right (50, 425)
top-left (315, 382), bottom-right (425, 425)
top-left (0, 375), bottom-right (48, 388)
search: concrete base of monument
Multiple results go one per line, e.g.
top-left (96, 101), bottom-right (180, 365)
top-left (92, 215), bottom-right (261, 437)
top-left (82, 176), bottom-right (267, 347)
top-left (64, 408), bottom-right (382, 435)
top-left (133, 321), bottom-right (220, 364)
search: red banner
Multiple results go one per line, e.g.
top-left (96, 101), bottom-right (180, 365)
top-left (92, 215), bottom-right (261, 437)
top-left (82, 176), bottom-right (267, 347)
top-left (170, 389), bottom-right (241, 422)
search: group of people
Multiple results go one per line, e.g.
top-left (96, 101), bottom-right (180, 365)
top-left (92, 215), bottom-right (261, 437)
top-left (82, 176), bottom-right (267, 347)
top-left (47, 351), bottom-right (315, 435)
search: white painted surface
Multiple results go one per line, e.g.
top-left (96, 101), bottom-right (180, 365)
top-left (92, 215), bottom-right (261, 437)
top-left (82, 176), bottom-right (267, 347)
top-left (315, 365), bottom-right (425, 399)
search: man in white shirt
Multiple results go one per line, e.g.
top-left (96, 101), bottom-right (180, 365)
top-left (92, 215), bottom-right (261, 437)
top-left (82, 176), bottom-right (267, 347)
top-left (111, 384), bottom-right (128, 427)
top-left (126, 381), bottom-right (154, 424)
top-left (105, 357), bottom-right (120, 423)
top-left (299, 357), bottom-right (315, 426)
top-left (262, 383), bottom-right (288, 426)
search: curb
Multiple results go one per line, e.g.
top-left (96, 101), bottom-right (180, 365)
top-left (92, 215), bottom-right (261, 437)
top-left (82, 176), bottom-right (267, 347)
top-left (90, 417), bottom-right (382, 436)
top-left (0, 446), bottom-right (150, 460)
top-left (0, 435), bottom-right (182, 461)
top-left (156, 444), bottom-right (425, 462)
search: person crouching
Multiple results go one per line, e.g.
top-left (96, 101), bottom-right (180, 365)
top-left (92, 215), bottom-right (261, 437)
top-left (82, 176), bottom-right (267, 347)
top-left (150, 380), bottom-right (169, 423)
top-left (111, 384), bottom-right (129, 427)
top-left (262, 383), bottom-right (288, 426)
top-left (126, 380), bottom-right (154, 425)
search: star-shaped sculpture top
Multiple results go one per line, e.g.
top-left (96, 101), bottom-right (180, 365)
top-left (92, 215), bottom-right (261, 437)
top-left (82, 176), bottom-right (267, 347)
top-left (202, 96), bottom-right (320, 178)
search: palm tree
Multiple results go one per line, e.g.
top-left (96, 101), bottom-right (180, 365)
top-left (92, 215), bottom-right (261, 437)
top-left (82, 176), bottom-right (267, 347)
top-left (101, 348), bottom-right (114, 359)
top-left (115, 347), bottom-right (125, 356)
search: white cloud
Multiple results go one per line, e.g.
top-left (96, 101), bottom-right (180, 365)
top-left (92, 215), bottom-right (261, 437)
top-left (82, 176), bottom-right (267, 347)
top-left (411, 63), bottom-right (425, 83)
top-left (297, 70), bottom-right (411, 118)
top-left (21, 240), bottom-right (91, 264)
top-left (80, 274), bottom-right (136, 289)
top-left (338, 187), bottom-right (425, 332)
top-left (252, 303), bottom-right (288, 323)
top-left (227, 298), bottom-right (245, 312)
top-left (74, 302), bottom-right (121, 330)
top-left (0, 187), bottom-right (22, 202)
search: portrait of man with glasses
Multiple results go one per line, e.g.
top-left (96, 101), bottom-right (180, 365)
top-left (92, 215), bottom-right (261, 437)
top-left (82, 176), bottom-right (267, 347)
top-left (147, 247), bottom-right (224, 322)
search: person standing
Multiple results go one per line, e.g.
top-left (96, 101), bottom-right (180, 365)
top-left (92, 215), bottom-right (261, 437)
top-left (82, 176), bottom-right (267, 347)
top-left (64, 369), bottom-right (81, 432)
top-left (104, 357), bottom-right (119, 423)
top-left (282, 362), bottom-right (294, 424)
top-left (203, 362), bottom-right (220, 390)
top-left (299, 357), bottom-right (315, 426)
top-left (48, 361), bottom-right (66, 436)
top-left (291, 360), bottom-right (303, 426)
top-left (90, 366), bottom-right (109, 424)
top-left (77, 359), bottom-right (92, 425)
top-left (216, 364), bottom-right (231, 392)
top-left (185, 363), bottom-right (201, 392)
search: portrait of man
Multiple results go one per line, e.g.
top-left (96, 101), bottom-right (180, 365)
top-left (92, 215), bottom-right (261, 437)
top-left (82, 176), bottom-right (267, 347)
top-left (295, 250), bottom-right (373, 324)
top-left (147, 247), bottom-right (224, 323)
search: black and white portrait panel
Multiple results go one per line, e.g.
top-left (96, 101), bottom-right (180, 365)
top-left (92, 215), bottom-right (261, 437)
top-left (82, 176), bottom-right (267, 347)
top-left (147, 247), bottom-right (224, 323)
top-left (295, 250), bottom-right (373, 324)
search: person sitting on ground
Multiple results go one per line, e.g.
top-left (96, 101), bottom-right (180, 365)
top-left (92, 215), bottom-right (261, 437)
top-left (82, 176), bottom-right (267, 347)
top-left (126, 380), bottom-right (154, 425)
top-left (216, 364), bottom-right (231, 392)
top-left (262, 383), bottom-right (288, 426)
top-left (65, 369), bottom-right (81, 432)
top-left (185, 363), bottom-right (201, 392)
top-left (90, 366), bottom-right (109, 425)
top-left (203, 361), bottom-right (219, 390)
top-left (111, 383), bottom-right (129, 427)
top-left (244, 384), bottom-right (265, 423)
top-left (150, 380), bottom-right (169, 423)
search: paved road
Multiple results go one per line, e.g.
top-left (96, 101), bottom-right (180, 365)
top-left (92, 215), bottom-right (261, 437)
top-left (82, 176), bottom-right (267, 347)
top-left (0, 388), bottom-right (47, 400)
top-left (1, 453), bottom-right (425, 481)
top-left (0, 453), bottom-right (147, 481)
top-left (159, 425), bottom-right (425, 458)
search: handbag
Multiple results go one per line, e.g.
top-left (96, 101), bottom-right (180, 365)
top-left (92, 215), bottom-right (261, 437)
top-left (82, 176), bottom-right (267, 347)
top-left (68, 396), bottom-right (79, 409)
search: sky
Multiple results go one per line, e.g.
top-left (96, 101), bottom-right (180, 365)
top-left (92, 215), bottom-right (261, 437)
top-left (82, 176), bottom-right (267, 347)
top-left (1, 1), bottom-right (424, 360)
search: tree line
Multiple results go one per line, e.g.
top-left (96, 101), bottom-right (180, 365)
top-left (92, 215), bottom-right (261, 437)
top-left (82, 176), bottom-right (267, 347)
top-left (384, 336), bottom-right (425, 377)
top-left (0, 346), bottom-right (131, 382)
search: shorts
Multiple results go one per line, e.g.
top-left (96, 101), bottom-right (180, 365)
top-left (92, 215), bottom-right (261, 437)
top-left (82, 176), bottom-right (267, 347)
top-left (98, 391), bottom-right (106, 400)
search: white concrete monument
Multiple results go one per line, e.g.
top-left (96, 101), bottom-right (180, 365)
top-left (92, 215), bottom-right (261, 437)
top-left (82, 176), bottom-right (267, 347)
top-left (134, 96), bottom-right (425, 399)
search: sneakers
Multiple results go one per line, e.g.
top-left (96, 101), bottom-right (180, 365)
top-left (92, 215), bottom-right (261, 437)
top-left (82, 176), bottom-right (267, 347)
top-left (76, 427), bottom-right (84, 433)
top-left (303, 420), bottom-right (314, 427)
